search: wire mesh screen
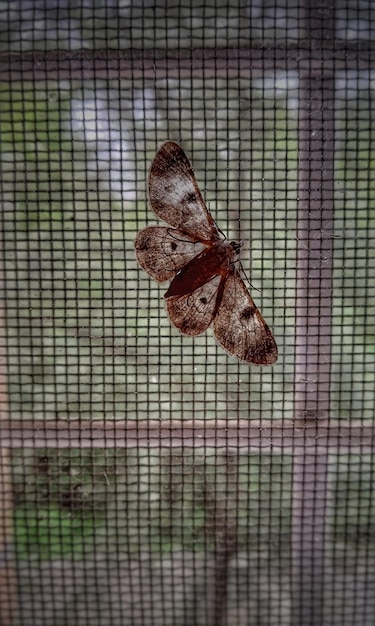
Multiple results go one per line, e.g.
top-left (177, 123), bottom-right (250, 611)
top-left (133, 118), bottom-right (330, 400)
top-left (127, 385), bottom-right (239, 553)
top-left (0, 1), bottom-right (375, 625)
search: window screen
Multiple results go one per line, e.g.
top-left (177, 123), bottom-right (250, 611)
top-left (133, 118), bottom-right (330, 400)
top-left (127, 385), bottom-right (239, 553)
top-left (0, 1), bottom-right (374, 625)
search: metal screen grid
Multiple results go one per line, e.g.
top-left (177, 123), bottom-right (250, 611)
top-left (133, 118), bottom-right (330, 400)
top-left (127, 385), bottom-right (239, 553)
top-left (0, 1), bottom-right (374, 626)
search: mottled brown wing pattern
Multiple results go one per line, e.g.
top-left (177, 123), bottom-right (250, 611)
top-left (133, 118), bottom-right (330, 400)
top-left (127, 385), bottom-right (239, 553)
top-left (134, 226), bottom-right (206, 283)
top-left (213, 271), bottom-right (278, 365)
top-left (134, 141), bottom-right (278, 366)
top-left (166, 275), bottom-right (222, 336)
top-left (148, 141), bottom-right (220, 242)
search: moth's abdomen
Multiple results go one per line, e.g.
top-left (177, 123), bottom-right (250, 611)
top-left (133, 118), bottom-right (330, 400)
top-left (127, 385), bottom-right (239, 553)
top-left (165, 240), bottom-right (236, 298)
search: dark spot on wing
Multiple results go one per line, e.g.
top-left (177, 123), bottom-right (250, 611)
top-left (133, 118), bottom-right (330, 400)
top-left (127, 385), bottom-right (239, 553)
top-left (183, 191), bottom-right (198, 205)
top-left (240, 306), bottom-right (256, 320)
top-left (135, 240), bottom-right (148, 252)
top-left (171, 241), bottom-right (178, 251)
top-left (200, 297), bottom-right (208, 305)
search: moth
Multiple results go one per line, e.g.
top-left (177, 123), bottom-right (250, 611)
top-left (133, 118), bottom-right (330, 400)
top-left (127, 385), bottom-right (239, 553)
top-left (134, 141), bottom-right (278, 365)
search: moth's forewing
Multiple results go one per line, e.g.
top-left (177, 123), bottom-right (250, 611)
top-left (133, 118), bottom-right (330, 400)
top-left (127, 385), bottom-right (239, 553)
top-left (166, 275), bottom-right (222, 336)
top-left (148, 142), bottom-right (221, 242)
top-left (213, 271), bottom-right (278, 365)
top-left (134, 226), bottom-right (206, 282)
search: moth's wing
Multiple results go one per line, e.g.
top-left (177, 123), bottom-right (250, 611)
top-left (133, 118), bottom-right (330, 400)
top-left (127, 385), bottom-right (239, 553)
top-left (214, 271), bottom-right (278, 365)
top-left (148, 141), bottom-right (220, 242)
top-left (166, 275), bottom-right (221, 336)
top-left (134, 226), bottom-right (206, 282)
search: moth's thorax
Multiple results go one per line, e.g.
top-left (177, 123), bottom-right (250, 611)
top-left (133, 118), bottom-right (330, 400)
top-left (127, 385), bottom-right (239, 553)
top-left (214, 238), bottom-right (241, 265)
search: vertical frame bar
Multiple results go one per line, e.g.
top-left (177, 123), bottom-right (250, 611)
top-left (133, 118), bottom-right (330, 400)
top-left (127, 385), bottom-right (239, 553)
top-left (294, 52), bottom-right (335, 419)
top-left (292, 1), bottom-right (335, 624)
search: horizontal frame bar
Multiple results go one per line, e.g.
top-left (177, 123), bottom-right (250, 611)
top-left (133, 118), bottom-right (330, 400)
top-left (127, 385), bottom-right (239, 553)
top-left (1, 419), bottom-right (374, 450)
top-left (0, 44), bottom-right (375, 82)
